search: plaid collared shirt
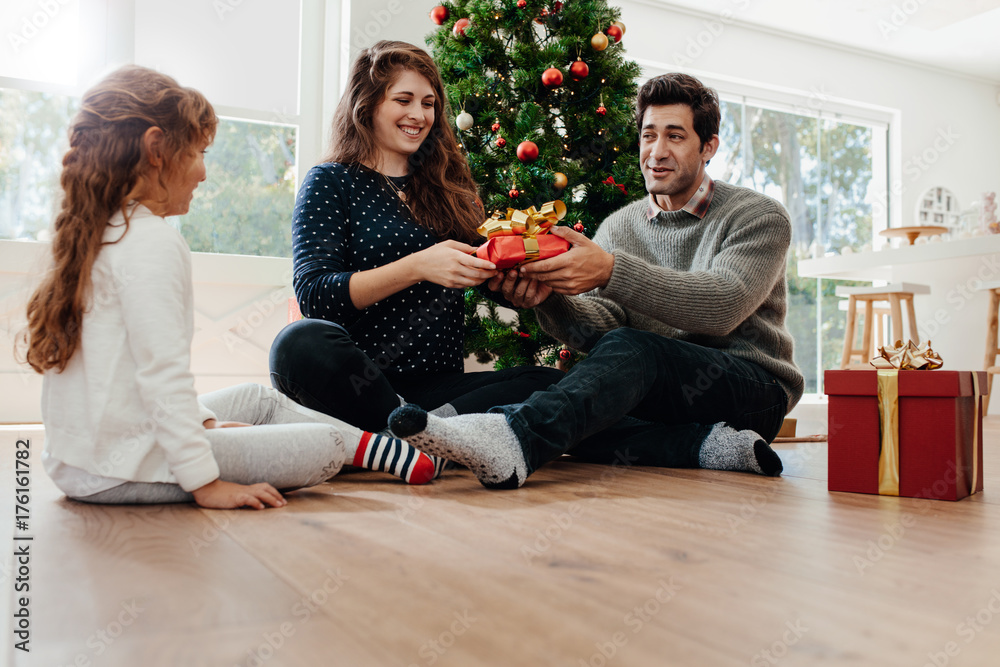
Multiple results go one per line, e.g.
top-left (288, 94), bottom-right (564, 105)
top-left (646, 173), bottom-right (715, 220)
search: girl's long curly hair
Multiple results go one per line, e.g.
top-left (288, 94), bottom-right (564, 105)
top-left (20, 65), bottom-right (217, 374)
top-left (324, 40), bottom-right (482, 243)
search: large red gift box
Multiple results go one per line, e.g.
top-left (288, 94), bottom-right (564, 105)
top-left (825, 370), bottom-right (986, 501)
top-left (474, 235), bottom-right (571, 270)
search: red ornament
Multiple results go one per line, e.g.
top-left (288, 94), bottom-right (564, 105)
top-left (429, 5), bottom-right (449, 24)
top-left (569, 59), bottom-right (589, 80)
top-left (491, 122), bottom-right (500, 132)
top-left (559, 349), bottom-right (572, 361)
top-left (606, 24), bottom-right (623, 42)
top-left (516, 140), bottom-right (539, 162)
top-left (553, 1), bottom-right (563, 12)
top-left (573, 222), bottom-right (585, 233)
top-left (496, 137), bottom-right (507, 148)
top-left (541, 67), bottom-right (563, 88)
top-left (453, 17), bottom-right (470, 37)
top-left (517, 331), bottom-right (531, 338)
top-left (517, 0), bottom-right (527, 7)
top-left (596, 105), bottom-right (607, 116)
top-left (509, 188), bottom-right (520, 198)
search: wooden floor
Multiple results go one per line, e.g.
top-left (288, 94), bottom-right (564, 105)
top-left (4, 420), bottom-right (1000, 667)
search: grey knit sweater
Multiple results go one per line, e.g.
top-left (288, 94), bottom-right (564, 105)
top-left (536, 180), bottom-right (805, 412)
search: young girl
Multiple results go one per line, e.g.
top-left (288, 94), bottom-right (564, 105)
top-left (269, 41), bottom-right (564, 434)
top-left (22, 66), bottom-right (445, 510)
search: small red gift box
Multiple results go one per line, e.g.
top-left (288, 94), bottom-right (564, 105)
top-left (825, 370), bottom-right (986, 500)
top-left (473, 200), bottom-right (570, 270)
top-left (474, 234), bottom-right (571, 270)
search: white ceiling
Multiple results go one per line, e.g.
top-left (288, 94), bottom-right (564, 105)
top-left (651, 0), bottom-right (1000, 83)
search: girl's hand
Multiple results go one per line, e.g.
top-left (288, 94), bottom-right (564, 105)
top-left (203, 419), bottom-right (252, 429)
top-left (410, 240), bottom-right (497, 288)
top-left (191, 479), bottom-right (287, 510)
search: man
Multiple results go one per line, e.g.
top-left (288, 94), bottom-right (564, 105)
top-left (389, 73), bottom-right (804, 489)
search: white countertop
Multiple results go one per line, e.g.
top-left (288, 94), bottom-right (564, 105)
top-left (798, 233), bottom-right (1000, 281)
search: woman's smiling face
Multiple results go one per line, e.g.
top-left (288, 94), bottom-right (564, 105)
top-left (371, 68), bottom-right (436, 175)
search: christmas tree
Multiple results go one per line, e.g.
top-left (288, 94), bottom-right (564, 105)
top-left (426, 0), bottom-right (644, 369)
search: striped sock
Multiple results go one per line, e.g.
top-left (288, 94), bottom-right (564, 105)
top-left (352, 431), bottom-right (445, 484)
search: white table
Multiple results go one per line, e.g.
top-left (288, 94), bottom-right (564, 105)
top-left (798, 234), bottom-right (1000, 383)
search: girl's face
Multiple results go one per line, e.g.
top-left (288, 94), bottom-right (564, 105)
top-left (161, 141), bottom-right (208, 217)
top-left (371, 69), bottom-right (436, 173)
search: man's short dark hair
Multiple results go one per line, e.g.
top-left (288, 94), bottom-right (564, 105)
top-left (635, 73), bottom-right (721, 147)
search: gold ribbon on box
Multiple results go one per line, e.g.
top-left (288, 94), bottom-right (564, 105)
top-left (869, 340), bottom-right (944, 496)
top-left (868, 340), bottom-right (979, 497)
top-left (870, 340), bottom-right (943, 371)
top-left (477, 200), bottom-right (568, 240)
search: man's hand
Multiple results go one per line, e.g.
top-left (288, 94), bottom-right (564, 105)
top-left (520, 226), bottom-right (614, 295)
top-left (487, 269), bottom-right (553, 308)
top-left (192, 479), bottom-right (287, 510)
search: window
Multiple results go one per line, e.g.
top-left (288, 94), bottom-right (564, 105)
top-left (0, 88), bottom-right (78, 241)
top-left (0, 0), bottom-right (322, 258)
top-left (706, 95), bottom-right (889, 394)
top-left (179, 118), bottom-right (297, 257)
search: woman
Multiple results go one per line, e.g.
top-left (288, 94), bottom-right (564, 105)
top-left (269, 41), bottom-right (563, 434)
top-left (23, 66), bottom-right (445, 510)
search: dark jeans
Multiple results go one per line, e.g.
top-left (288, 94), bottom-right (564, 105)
top-left (269, 319), bottom-right (565, 433)
top-left (498, 328), bottom-right (788, 474)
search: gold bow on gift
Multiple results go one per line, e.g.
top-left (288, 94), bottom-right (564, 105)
top-left (870, 340), bottom-right (944, 370)
top-left (477, 200), bottom-right (568, 239)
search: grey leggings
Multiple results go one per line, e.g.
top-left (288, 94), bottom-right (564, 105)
top-left (74, 383), bottom-right (363, 504)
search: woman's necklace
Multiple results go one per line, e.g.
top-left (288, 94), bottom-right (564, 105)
top-left (382, 172), bottom-right (408, 205)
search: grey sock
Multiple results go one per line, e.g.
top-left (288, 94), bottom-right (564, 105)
top-left (389, 405), bottom-right (528, 489)
top-left (698, 423), bottom-right (783, 477)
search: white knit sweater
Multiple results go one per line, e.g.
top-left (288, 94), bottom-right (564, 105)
top-left (41, 205), bottom-right (219, 492)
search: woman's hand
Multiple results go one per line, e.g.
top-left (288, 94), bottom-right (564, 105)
top-left (410, 240), bottom-right (497, 288)
top-left (487, 269), bottom-right (553, 308)
top-left (191, 479), bottom-right (287, 510)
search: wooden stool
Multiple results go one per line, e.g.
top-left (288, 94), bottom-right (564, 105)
top-left (838, 299), bottom-right (892, 360)
top-left (979, 280), bottom-right (1000, 415)
top-left (837, 283), bottom-right (930, 369)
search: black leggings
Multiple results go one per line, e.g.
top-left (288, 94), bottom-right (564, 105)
top-left (268, 319), bottom-right (565, 432)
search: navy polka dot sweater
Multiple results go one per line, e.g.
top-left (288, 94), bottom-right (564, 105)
top-left (292, 162), bottom-right (465, 377)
